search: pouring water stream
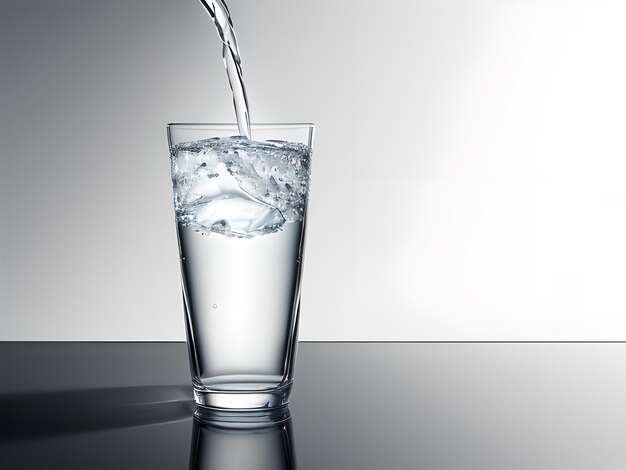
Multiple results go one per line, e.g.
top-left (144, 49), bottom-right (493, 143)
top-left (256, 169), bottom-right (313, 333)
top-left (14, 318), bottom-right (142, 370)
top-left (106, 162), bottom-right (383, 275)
top-left (198, 0), bottom-right (251, 138)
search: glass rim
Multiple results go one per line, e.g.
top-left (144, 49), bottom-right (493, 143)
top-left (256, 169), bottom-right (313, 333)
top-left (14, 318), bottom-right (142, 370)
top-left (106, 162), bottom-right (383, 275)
top-left (167, 122), bottom-right (314, 130)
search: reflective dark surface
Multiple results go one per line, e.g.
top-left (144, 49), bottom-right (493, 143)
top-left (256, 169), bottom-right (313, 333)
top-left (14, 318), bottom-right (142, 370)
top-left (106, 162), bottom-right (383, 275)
top-left (191, 408), bottom-right (295, 470)
top-left (2, 342), bottom-right (626, 469)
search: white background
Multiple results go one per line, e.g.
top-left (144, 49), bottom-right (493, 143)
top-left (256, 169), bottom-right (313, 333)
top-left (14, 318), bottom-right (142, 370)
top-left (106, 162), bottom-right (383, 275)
top-left (1, 0), bottom-right (625, 340)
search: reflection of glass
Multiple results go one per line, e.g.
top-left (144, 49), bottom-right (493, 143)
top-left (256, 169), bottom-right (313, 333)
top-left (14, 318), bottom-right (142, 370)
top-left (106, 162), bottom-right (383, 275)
top-left (167, 124), bottom-right (314, 410)
top-left (190, 407), bottom-right (296, 470)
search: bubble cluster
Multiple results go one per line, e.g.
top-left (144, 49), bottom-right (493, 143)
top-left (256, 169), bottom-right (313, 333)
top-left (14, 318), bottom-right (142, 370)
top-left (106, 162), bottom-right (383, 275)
top-left (170, 136), bottom-right (311, 238)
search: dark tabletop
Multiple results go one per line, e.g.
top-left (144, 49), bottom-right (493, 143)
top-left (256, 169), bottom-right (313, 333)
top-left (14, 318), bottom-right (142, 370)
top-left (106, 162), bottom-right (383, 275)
top-left (1, 342), bottom-right (626, 469)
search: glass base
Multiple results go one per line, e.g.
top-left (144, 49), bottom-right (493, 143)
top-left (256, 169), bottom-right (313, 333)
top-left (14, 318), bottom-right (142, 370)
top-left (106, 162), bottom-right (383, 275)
top-left (193, 381), bottom-right (292, 410)
top-left (194, 406), bottom-right (292, 429)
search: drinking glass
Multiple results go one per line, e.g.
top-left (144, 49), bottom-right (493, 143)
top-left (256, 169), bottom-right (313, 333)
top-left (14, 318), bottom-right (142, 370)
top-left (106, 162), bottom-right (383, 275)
top-left (167, 123), bottom-right (314, 409)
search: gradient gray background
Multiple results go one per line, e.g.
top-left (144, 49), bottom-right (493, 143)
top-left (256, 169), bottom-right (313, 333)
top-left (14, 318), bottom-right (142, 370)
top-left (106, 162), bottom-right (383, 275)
top-left (1, 0), bottom-right (626, 340)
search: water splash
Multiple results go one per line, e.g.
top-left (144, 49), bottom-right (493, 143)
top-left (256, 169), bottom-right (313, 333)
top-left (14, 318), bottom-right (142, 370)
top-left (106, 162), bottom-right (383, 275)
top-left (171, 137), bottom-right (311, 238)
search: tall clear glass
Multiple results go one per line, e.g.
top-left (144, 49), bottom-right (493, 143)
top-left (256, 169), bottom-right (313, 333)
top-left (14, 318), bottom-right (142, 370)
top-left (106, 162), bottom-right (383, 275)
top-left (167, 123), bottom-right (314, 409)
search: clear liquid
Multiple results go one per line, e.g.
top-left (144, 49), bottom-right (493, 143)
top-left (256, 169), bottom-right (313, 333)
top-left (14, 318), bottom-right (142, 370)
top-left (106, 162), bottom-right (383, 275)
top-left (198, 0), bottom-right (251, 138)
top-left (178, 222), bottom-right (305, 391)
